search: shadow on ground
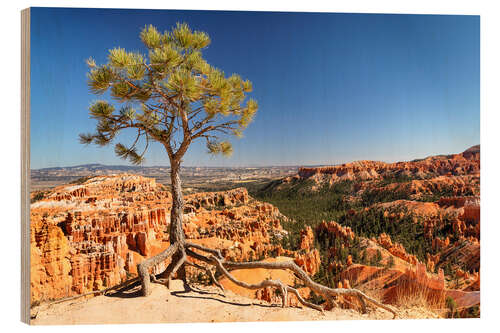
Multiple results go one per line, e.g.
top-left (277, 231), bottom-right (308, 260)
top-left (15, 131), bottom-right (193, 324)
top-left (106, 280), bottom-right (279, 309)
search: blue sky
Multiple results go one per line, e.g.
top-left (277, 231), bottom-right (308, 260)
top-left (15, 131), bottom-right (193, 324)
top-left (30, 8), bottom-right (479, 168)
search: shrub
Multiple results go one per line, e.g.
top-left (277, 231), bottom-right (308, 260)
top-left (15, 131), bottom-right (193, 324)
top-left (386, 255), bottom-right (395, 268)
top-left (446, 296), bottom-right (458, 318)
top-left (31, 192), bottom-right (46, 203)
top-left (69, 176), bottom-right (92, 185)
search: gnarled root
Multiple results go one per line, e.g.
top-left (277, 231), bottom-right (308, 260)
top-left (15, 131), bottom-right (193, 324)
top-left (186, 242), bottom-right (223, 259)
top-left (184, 260), bottom-right (225, 294)
top-left (165, 249), bottom-right (187, 289)
top-left (185, 246), bottom-right (397, 318)
top-left (208, 253), bottom-right (322, 311)
top-left (136, 242), bottom-right (397, 318)
top-left (137, 243), bottom-right (178, 296)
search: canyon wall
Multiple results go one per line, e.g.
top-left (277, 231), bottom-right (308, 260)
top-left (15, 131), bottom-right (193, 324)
top-left (298, 147), bottom-right (480, 183)
top-left (30, 174), bottom-right (316, 304)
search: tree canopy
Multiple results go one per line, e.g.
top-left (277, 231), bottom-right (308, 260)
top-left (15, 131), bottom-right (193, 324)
top-left (80, 23), bottom-right (258, 165)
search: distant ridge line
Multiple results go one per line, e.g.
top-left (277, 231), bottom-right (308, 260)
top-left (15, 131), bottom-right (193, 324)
top-left (32, 144), bottom-right (479, 171)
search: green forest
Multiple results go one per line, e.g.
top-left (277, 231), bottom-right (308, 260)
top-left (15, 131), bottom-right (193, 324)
top-left (240, 175), bottom-right (464, 288)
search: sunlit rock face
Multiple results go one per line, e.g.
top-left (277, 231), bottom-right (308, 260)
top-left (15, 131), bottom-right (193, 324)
top-left (30, 174), bottom-right (303, 304)
top-left (298, 146), bottom-right (480, 184)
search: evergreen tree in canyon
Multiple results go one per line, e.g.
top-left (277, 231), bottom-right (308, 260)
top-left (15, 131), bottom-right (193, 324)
top-left (80, 23), bottom-right (396, 317)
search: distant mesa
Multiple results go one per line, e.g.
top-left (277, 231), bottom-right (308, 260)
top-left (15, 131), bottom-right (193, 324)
top-left (297, 145), bottom-right (480, 183)
top-left (463, 145), bottom-right (480, 154)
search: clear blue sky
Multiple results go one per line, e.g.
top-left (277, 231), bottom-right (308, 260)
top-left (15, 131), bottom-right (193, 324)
top-left (30, 8), bottom-right (479, 169)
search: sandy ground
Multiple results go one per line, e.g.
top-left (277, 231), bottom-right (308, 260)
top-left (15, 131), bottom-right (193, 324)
top-left (30, 281), bottom-right (437, 325)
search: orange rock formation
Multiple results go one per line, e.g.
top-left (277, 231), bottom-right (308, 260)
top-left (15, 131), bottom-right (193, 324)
top-left (30, 174), bottom-right (312, 304)
top-left (298, 146), bottom-right (479, 183)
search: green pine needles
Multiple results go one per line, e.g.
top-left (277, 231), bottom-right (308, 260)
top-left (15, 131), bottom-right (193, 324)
top-left (80, 23), bottom-right (258, 164)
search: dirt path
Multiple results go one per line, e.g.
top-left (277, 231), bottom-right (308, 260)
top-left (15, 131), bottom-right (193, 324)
top-left (31, 280), bottom-right (439, 325)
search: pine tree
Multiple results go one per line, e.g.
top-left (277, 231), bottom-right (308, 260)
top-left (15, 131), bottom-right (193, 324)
top-left (80, 24), bottom-right (396, 317)
top-left (81, 23), bottom-right (256, 294)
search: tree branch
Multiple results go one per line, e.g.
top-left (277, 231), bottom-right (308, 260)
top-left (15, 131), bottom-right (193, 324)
top-left (191, 120), bottom-right (239, 140)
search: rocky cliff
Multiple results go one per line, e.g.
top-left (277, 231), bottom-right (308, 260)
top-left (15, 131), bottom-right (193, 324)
top-left (30, 174), bottom-right (318, 304)
top-left (298, 146), bottom-right (479, 183)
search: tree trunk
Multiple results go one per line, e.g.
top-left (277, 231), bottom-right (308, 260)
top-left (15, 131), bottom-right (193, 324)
top-left (169, 160), bottom-right (185, 245)
top-left (165, 160), bottom-right (187, 283)
top-left (137, 159), bottom-right (188, 296)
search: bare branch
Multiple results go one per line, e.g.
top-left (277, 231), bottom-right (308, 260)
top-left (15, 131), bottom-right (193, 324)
top-left (192, 120), bottom-right (239, 140)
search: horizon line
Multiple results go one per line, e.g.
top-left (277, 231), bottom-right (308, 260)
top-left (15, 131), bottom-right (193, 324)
top-left (31, 143), bottom-right (479, 171)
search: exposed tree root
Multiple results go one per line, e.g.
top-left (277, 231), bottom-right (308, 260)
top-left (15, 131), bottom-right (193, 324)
top-left (44, 239), bottom-right (396, 319)
top-left (137, 243), bottom-right (178, 296)
top-left (132, 240), bottom-right (397, 318)
top-left (185, 260), bottom-right (225, 293)
top-left (166, 249), bottom-right (187, 288)
top-left (286, 285), bottom-right (324, 312)
top-left (208, 252), bottom-right (322, 311)
top-left (184, 246), bottom-right (397, 318)
top-left (186, 242), bottom-right (224, 259)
